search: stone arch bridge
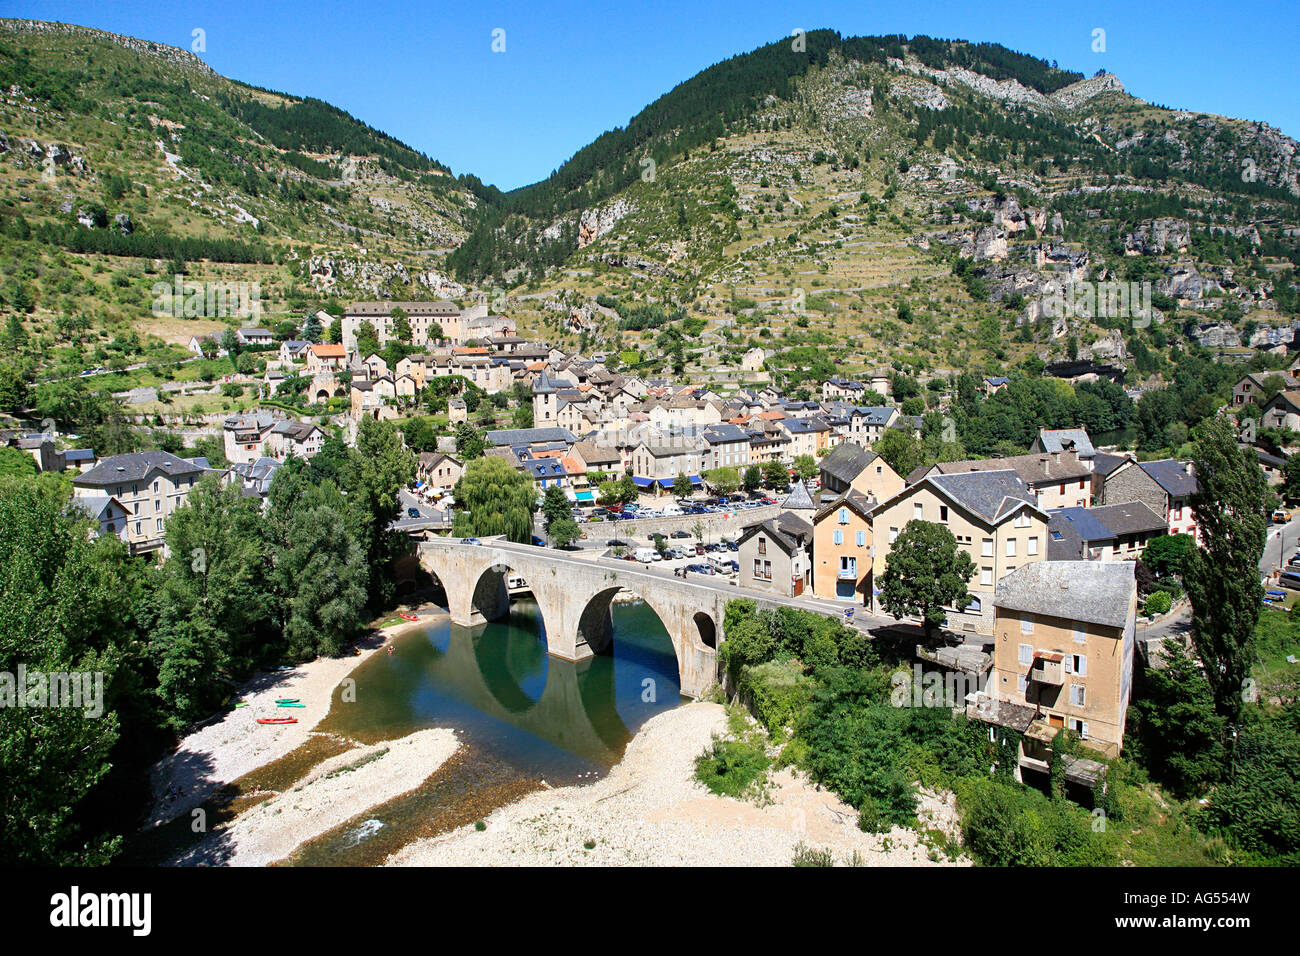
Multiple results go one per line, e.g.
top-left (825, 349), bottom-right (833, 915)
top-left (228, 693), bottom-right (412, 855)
top-left (417, 538), bottom-right (726, 697)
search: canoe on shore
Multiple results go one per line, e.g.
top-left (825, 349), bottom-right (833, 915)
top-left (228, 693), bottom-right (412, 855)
top-left (256, 717), bottom-right (298, 725)
top-left (277, 702), bottom-right (305, 708)
top-left (398, 613), bottom-right (419, 622)
top-left (275, 698), bottom-right (300, 704)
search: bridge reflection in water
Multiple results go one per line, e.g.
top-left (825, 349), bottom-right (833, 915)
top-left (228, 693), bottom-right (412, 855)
top-left (320, 598), bottom-right (684, 778)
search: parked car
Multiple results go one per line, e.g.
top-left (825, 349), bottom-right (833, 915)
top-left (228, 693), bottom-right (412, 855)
top-left (1280, 570), bottom-right (1300, 590)
top-left (670, 530), bottom-right (691, 539)
top-left (407, 507), bottom-right (421, 518)
top-left (461, 537), bottom-right (482, 546)
top-left (607, 538), bottom-right (631, 547)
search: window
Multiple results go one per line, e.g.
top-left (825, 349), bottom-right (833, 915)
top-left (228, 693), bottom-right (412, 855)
top-left (913, 503), bottom-right (923, 521)
top-left (1020, 615), bottom-right (1034, 635)
top-left (1028, 536), bottom-right (1038, 556)
top-left (1071, 685), bottom-right (1086, 706)
top-left (1018, 643), bottom-right (1033, 665)
top-left (1018, 674), bottom-right (1027, 694)
top-left (155, 518), bottom-right (163, 531)
top-left (1006, 538), bottom-right (1016, 557)
top-left (1073, 625), bottom-right (1087, 645)
top-left (889, 527), bottom-right (898, 544)
top-left (152, 480), bottom-right (159, 493)
top-left (856, 531), bottom-right (866, 547)
top-left (981, 538), bottom-right (994, 557)
top-left (1068, 654), bottom-right (1087, 676)
top-left (753, 559), bottom-right (762, 577)
top-left (838, 508), bottom-right (849, 525)
top-left (938, 505), bottom-right (948, 522)
top-left (980, 567), bottom-right (992, 586)
top-left (757, 537), bottom-right (766, 555)
top-left (1014, 512), bottom-right (1030, 528)
top-left (833, 530), bottom-right (843, 545)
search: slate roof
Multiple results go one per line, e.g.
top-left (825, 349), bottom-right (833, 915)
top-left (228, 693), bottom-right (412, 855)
top-left (1091, 451), bottom-right (1134, 478)
top-left (813, 488), bottom-right (876, 523)
top-left (702, 423), bottom-right (750, 445)
top-left (75, 451), bottom-right (206, 487)
top-left (485, 426), bottom-right (576, 446)
top-left (925, 449), bottom-right (1093, 486)
top-left (781, 480), bottom-right (817, 512)
top-left (1138, 459), bottom-right (1199, 497)
top-left (819, 441), bottom-right (880, 484)
top-left (925, 470), bottom-right (1042, 524)
top-left (1035, 428), bottom-right (1095, 458)
top-left (994, 561), bottom-right (1136, 630)
top-left (1047, 502), bottom-right (1166, 560)
top-left (738, 512), bottom-right (813, 554)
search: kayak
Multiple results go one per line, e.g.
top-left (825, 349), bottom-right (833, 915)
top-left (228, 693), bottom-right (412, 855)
top-left (398, 613), bottom-right (419, 622)
top-left (234, 701), bottom-right (248, 708)
top-left (256, 717), bottom-right (298, 725)
top-left (275, 698), bottom-right (300, 704)
top-left (277, 702), bottom-right (305, 708)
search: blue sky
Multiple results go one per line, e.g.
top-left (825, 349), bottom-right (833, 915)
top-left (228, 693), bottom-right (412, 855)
top-left (8, 0), bottom-right (1298, 190)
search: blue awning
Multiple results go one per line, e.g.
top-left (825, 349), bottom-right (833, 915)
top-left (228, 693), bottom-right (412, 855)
top-left (632, 476), bottom-right (654, 488)
top-left (688, 474), bottom-right (703, 485)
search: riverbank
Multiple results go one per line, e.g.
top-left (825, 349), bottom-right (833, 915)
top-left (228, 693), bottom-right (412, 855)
top-left (144, 603), bottom-right (447, 831)
top-left (388, 702), bottom-right (968, 867)
top-left (170, 728), bottom-right (459, 866)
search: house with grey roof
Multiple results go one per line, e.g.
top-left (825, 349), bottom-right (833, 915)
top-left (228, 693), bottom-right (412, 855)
top-left (1100, 457), bottom-right (1200, 543)
top-left (1031, 427), bottom-right (1096, 460)
top-left (1047, 501), bottom-right (1168, 561)
top-left (984, 561), bottom-right (1138, 759)
top-left (819, 441), bottom-right (904, 503)
top-left (736, 512), bottom-right (813, 597)
top-left (74, 451), bottom-right (209, 556)
top-left (871, 469), bottom-right (1050, 634)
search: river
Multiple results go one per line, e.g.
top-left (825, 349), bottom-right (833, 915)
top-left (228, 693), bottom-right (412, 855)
top-left (284, 596), bottom-right (685, 865)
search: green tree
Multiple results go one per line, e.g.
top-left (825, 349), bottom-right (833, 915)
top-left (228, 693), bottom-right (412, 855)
top-left (1129, 642), bottom-right (1226, 797)
top-left (452, 457), bottom-right (538, 542)
top-left (793, 454), bottom-right (818, 481)
top-left (673, 473), bottom-right (695, 499)
top-left (879, 520), bottom-right (976, 640)
top-left (873, 428), bottom-right (924, 479)
top-left (455, 422), bottom-right (486, 460)
top-left (1142, 533), bottom-right (1196, 577)
top-left (540, 486), bottom-right (571, 539)
top-left (347, 416), bottom-right (417, 607)
top-left (743, 464), bottom-right (763, 493)
top-left (1283, 453), bottom-right (1300, 502)
top-left (1183, 418), bottom-right (1267, 725)
top-left (390, 306), bottom-right (412, 343)
top-left (762, 460), bottom-right (789, 489)
top-left (0, 478), bottom-right (127, 864)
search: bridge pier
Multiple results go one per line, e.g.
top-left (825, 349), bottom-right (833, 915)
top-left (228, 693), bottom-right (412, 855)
top-left (419, 541), bottom-right (723, 699)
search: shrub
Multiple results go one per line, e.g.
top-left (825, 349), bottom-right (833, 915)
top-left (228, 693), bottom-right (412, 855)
top-left (1144, 591), bottom-right (1172, 617)
top-left (791, 842), bottom-right (834, 867)
top-left (694, 735), bottom-right (771, 800)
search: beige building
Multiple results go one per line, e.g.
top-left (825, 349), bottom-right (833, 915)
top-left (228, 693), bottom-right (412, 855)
top-left (911, 449), bottom-right (1094, 510)
top-left (982, 561), bottom-right (1137, 760)
top-left (73, 451), bottom-right (208, 556)
top-left (736, 513), bottom-right (813, 597)
top-left (872, 470), bottom-right (1049, 634)
top-left (818, 441), bottom-right (904, 503)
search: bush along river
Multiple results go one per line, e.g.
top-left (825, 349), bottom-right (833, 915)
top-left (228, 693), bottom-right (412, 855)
top-left (284, 596), bottom-right (685, 865)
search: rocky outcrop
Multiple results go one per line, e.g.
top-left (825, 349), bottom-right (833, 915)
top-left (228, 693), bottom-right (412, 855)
top-left (577, 199), bottom-right (632, 248)
top-left (0, 19), bottom-right (215, 77)
top-left (1124, 218), bottom-right (1190, 255)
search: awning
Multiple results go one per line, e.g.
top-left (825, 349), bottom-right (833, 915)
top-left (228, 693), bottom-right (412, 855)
top-left (575, 490), bottom-right (594, 501)
top-left (632, 476), bottom-right (655, 488)
top-left (656, 478), bottom-right (675, 489)
top-left (688, 474), bottom-right (703, 485)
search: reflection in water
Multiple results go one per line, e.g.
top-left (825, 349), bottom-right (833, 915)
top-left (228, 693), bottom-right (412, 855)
top-left (319, 597), bottom-right (684, 781)
top-left (292, 598), bottom-right (683, 865)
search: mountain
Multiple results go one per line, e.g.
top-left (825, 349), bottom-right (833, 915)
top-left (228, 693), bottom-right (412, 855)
top-left (1, 20), bottom-right (1299, 389)
top-left (0, 18), bottom-right (487, 330)
top-left (446, 29), bottom-right (1300, 383)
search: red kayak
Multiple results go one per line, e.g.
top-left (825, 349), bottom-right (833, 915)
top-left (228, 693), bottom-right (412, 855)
top-left (398, 613), bottom-right (419, 622)
top-left (256, 717), bottom-right (298, 725)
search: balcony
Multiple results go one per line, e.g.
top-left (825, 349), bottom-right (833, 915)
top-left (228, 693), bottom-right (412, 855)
top-left (1031, 652), bottom-right (1065, 686)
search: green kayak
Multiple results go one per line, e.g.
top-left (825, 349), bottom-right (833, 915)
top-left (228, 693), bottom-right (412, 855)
top-left (275, 698), bottom-right (300, 704)
top-left (276, 702), bottom-right (306, 708)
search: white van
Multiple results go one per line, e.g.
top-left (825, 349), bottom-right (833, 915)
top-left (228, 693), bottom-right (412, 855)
top-left (634, 548), bottom-right (657, 564)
